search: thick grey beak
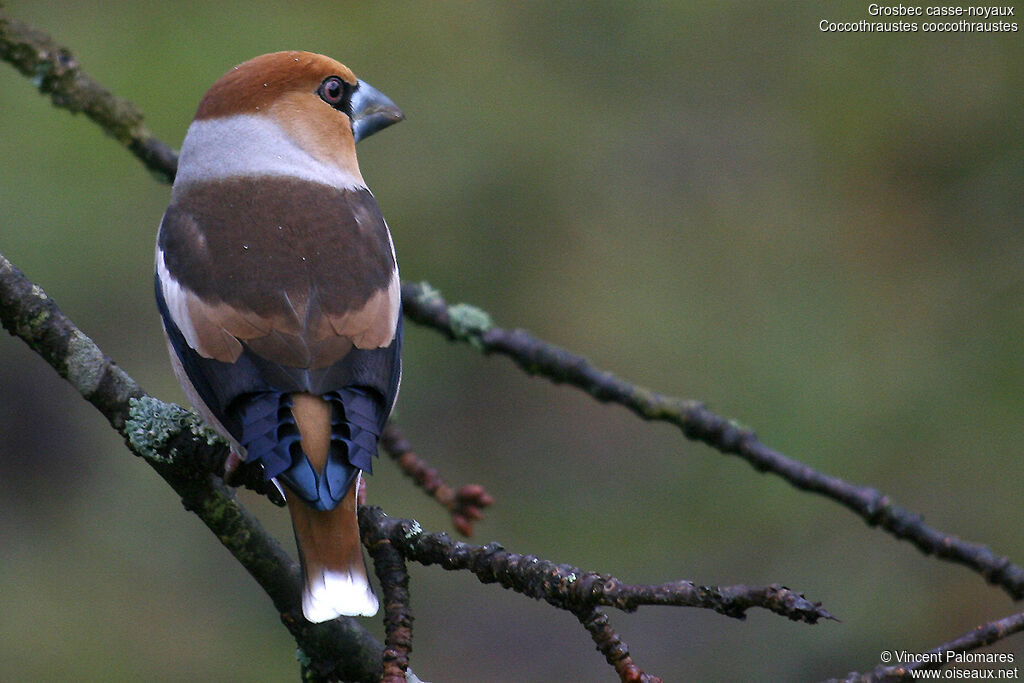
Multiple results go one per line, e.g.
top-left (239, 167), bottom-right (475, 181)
top-left (351, 79), bottom-right (403, 142)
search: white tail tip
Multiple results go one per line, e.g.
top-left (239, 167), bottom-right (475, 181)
top-left (302, 568), bottom-right (379, 622)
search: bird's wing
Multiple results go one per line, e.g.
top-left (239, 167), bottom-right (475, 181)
top-left (157, 176), bottom-right (399, 367)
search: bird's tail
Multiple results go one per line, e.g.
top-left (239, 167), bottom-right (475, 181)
top-left (287, 473), bottom-right (378, 621)
top-left (237, 390), bottom-right (379, 620)
top-left (287, 392), bottom-right (377, 621)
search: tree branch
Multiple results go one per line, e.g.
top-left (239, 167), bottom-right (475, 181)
top-left (0, 9), bottom-right (177, 182)
top-left (0, 251), bottom-right (385, 683)
top-left (359, 506), bottom-right (832, 680)
top-left (400, 281), bottom-right (1024, 601)
top-left (574, 607), bottom-right (663, 683)
top-left (380, 423), bottom-right (493, 536)
top-left (366, 529), bottom-right (415, 683)
top-left (359, 506), bottom-right (833, 625)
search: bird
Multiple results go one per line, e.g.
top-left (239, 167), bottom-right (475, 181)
top-left (154, 51), bottom-right (403, 622)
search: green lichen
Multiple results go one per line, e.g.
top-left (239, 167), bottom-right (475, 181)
top-left (31, 60), bottom-right (52, 89)
top-left (447, 303), bottom-right (493, 349)
top-left (410, 281), bottom-right (495, 348)
top-left (29, 306), bottom-right (50, 328)
top-left (29, 283), bottom-right (49, 302)
top-left (728, 417), bottom-right (753, 434)
top-left (412, 280), bottom-right (443, 306)
top-left (125, 395), bottom-right (223, 463)
top-left (65, 330), bottom-right (104, 396)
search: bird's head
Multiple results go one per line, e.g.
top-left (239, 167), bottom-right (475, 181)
top-left (176, 51), bottom-right (402, 190)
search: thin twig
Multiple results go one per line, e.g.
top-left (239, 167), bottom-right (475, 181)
top-left (399, 281), bottom-right (1024, 601)
top-left (364, 521), bottom-right (415, 683)
top-left (0, 9), bottom-right (178, 182)
top-left (359, 506), bottom-right (834, 624)
top-left (359, 505), bottom-right (832, 679)
top-left (380, 423), bottom-right (494, 536)
top-left (574, 607), bottom-right (663, 683)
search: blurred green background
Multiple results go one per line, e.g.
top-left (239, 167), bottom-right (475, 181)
top-left (1, 1), bottom-right (1022, 681)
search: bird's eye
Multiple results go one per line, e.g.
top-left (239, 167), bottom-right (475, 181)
top-left (318, 76), bottom-right (351, 113)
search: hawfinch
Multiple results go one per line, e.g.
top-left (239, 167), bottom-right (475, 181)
top-left (155, 52), bottom-right (403, 622)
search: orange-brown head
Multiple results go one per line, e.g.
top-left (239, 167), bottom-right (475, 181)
top-left (175, 51), bottom-right (402, 190)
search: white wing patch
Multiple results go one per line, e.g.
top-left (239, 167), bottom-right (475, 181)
top-left (157, 246), bottom-right (212, 355)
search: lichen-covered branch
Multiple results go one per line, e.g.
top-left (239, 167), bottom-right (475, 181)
top-left (359, 506), bottom-right (833, 624)
top-left (359, 506), bottom-right (831, 679)
top-left (0, 9), bottom-right (178, 182)
top-left (823, 608), bottom-right (1024, 683)
top-left (0, 250), bottom-right (384, 683)
top-left (380, 423), bottom-right (493, 536)
top-left (400, 281), bottom-right (1024, 602)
